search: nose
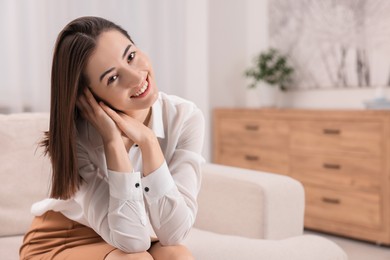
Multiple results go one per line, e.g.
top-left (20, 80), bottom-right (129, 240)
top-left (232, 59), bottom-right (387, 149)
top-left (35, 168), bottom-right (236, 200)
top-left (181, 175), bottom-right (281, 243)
top-left (122, 66), bottom-right (143, 89)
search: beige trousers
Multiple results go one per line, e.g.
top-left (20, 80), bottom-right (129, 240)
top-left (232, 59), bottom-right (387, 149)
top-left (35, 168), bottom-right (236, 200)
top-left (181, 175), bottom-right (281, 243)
top-left (19, 210), bottom-right (116, 260)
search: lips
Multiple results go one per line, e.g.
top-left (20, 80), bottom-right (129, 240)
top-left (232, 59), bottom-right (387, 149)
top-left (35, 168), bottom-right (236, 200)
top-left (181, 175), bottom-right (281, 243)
top-left (131, 76), bottom-right (150, 98)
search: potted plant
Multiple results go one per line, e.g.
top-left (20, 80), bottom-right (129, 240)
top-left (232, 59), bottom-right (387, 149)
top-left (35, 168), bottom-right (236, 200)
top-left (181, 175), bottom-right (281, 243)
top-left (245, 48), bottom-right (294, 107)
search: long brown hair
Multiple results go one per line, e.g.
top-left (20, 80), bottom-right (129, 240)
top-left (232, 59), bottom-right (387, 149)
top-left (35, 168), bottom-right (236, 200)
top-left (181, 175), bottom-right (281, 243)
top-left (42, 16), bottom-right (133, 200)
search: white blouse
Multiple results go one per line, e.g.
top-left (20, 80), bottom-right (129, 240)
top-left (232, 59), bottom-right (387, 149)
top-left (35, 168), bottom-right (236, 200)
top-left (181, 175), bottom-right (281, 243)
top-left (31, 92), bottom-right (205, 253)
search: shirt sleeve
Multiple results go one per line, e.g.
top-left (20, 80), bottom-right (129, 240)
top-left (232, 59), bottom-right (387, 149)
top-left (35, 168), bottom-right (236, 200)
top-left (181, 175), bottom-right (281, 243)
top-left (141, 107), bottom-right (205, 246)
top-left (74, 142), bottom-right (150, 253)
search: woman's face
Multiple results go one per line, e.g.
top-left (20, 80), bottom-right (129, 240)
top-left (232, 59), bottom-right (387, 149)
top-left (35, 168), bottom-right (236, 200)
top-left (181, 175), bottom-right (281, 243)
top-left (84, 30), bottom-right (158, 114)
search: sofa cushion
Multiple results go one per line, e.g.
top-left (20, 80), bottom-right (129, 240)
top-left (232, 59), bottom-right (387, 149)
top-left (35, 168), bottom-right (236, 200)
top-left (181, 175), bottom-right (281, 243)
top-left (0, 229), bottom-right (348, 260)
top-left (183, 228), bottom-right (347, 260)
top-left (0, 235), bottom-right (23, 260)
top-left (0, 113), bottom-right (51, 237)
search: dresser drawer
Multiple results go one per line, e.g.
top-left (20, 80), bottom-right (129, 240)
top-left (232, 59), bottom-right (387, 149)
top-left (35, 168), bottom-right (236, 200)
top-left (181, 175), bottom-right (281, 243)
top-left (216, 145), bottom-right (289, 174)
top-left (304, 185), bottom-right (382, 229)
top-left (291, 153), bottom-right (381, 192)
top-left (214, 109), bottom-right (390, 244)
top-left (291, 121), bottom-right (383, 156)
top-left (218, 118), bottom-right (289, 149)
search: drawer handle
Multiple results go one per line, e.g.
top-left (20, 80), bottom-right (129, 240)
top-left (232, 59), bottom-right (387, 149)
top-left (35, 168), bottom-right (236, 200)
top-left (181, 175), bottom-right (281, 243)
top-left (245, 155), bottom-right (259, 161)
top-left (323, 163), bottom-right (341, 170)
top-left (245, 125), bottom-right (259, 131)
top-left (322, 197), bottom-right (341, 204)
top-left (323, 129), bottom-right (341, 135)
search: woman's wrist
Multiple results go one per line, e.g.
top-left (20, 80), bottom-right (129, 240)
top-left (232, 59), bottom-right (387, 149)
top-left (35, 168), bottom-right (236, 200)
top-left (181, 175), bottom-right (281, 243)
top-left (104, 138), bottom-right (133, 173)
top-left (139, 135), bottom-right (164, 176)
top-left (102, 132), bottom-right (124, 146)
top-left (102, 135), bottom-right (123, 147)
top-left (138, 132), bottom-right (158, 149)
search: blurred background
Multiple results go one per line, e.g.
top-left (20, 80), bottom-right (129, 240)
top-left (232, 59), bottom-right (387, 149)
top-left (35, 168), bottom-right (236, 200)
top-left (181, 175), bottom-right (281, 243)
top-left (2, 0), bottom-right (390, 160)
top-left (2, 2), bottom-right (390, 258)
top-left (0, 0), bottom-right (269, 161)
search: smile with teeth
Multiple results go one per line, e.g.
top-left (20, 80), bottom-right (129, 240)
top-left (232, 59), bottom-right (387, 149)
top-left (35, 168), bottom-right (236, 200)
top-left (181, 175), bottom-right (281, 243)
top-left (132, 80), bottom-right (149, 97)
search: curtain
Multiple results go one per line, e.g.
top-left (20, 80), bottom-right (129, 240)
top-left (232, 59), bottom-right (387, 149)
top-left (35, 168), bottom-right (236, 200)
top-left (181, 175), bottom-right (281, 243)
top-left (0, 0), bottom-right (197, 113)
top-left (0, 0), bottom-right (210, 160)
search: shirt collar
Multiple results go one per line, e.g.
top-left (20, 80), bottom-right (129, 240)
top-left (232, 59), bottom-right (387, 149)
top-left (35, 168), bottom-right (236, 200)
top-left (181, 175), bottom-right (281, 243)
top-left (148, 95), bottom-right (165, 139)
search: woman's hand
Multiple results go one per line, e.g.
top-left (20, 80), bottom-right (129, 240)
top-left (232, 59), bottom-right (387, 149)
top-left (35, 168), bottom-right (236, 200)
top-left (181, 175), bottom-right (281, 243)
top-left (76, 88), bottom-right (122, 144)
top-left (100, 103), bottom-right (165, 176)
top-left (77, 88), bottom-right (133, 173)
top-left (99, 102), bottom-right (155, 147)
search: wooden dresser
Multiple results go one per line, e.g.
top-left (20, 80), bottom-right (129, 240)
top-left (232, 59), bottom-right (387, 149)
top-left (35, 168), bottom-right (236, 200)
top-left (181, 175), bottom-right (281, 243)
top-left (213, 108), bottom-right (390, 245)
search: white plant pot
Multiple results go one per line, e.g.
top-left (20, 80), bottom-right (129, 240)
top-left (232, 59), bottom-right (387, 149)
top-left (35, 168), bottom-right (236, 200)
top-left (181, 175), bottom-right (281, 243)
top-left (245, 87), bottom-right (261, 108)
top-left (258, 82), bottom-right (281, 107)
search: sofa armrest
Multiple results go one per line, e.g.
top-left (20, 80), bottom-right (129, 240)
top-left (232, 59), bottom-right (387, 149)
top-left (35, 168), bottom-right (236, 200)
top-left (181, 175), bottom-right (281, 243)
top-left (194, 163), bottom-right (305, 239)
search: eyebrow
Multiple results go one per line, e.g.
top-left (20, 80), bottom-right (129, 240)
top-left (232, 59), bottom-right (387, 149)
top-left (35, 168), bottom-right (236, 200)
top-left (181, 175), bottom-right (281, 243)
top-left (122, 44), bottom-right (131, 59)
top-left (99, 67), bottom-right (114, 82)
top-left (99, 44), bottom-right (132, 83)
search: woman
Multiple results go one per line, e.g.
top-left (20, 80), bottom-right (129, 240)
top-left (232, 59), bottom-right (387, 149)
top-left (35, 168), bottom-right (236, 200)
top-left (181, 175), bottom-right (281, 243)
top-left (19, 16), bottom-right (204, 260)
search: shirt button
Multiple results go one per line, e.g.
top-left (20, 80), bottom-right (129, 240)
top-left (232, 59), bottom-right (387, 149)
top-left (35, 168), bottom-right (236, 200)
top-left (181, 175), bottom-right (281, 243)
top-left (144, 187), bottom-right (150, 192)
top-left (135, 183), bottom-right (140, 188)
top-left (135, 144), bottom-right (139, 147)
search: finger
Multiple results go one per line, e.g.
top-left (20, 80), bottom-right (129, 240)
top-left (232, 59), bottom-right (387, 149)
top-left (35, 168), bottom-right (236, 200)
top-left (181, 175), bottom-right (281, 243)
top-left (100, 102), bottom-right (126, 127)
top-left (77, 109), bottom-right (87, 121)
top-left (76, 96), bottom-right (93, 121)
top-left (78, 94), bottom-right (93, 116)
top-left (85, 89), bottom-right (112, 122)
top-left (76, 99), bottom-right (82, 110)
top-left (76, 99), bottom-right (84, 117)
top-left (84, 88), bottom-right (101, 111)
top-left (100, 102), bottom-right (118, 119)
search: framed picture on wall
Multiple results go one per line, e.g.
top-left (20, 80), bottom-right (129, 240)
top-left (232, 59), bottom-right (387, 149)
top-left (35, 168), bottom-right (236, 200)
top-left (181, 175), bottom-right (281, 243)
top-left (269, 0), bottom-right (390, 90)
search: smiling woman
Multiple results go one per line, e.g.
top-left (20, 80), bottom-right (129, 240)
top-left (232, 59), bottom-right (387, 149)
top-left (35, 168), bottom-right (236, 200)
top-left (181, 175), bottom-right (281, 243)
top-left (85, 30), bottom-right (158, 114)
top-left (1, 0), bottom-right (208, 118)
top-left (19, 16), bottom-right (204, 260)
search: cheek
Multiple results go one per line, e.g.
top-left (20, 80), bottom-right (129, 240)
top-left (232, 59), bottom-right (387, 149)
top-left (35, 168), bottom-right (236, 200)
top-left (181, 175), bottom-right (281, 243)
top-left (87, 86), bottom-right (104, 102)
top-left (101, 93), bottom-right (127, 111)
top-left (108, 90), bottom-right (127, 103)
top-left (90, 88), bottom-right (119, 108)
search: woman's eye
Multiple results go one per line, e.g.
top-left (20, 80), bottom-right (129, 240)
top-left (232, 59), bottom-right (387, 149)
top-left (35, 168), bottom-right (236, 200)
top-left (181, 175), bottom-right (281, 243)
top-left (127, 51), bottom-right (136, 63)
top-left (107, 75), bottom-right (118, 85)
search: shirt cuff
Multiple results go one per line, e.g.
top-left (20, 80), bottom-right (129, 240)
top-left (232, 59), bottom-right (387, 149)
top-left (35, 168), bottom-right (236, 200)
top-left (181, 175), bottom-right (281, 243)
top-left (141, 161), bottom-right (175, 203)
top-left (108, 170), bottom-right (143, 200)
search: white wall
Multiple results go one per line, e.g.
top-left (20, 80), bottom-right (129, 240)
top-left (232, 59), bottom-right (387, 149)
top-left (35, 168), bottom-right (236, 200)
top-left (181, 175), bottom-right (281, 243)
top-left (0, 0), bottom-right (211, 159)
top-left (183, 0), bottom-right (210, 160)
top-left (209, 0), bottom-right (268, 111)
top-left (209, 0), bottom-right (248, 110)
top-left (0, 0), bottom-right (195, 113)
top-left (208, 0), bottom-right (388, 110)
top-left (3, 0), bottom-right (386, 161)
top-left (281, 88), bottom-right (383, 109)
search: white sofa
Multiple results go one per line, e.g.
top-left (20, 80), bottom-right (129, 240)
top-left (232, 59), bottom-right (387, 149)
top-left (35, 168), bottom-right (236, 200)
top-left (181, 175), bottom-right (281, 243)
top-left (0, 113), bottom-right (347, 260)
